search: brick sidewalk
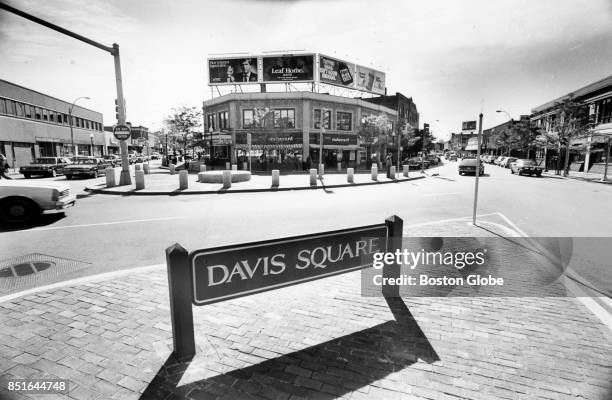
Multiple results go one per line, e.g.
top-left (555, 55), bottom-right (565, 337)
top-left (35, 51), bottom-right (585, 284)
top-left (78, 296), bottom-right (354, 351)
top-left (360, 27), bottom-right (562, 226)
top-left (1, 220), bottom-right (611, 400)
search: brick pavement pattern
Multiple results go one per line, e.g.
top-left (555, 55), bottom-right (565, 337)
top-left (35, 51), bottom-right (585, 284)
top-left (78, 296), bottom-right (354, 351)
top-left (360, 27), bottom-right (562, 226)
top-left (0, 221), bottom-right (611, 400)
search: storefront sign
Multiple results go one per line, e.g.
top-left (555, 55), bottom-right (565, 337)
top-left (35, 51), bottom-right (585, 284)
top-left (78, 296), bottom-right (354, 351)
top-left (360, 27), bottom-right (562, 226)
top-left (236, 131), bottom-right (302, 145)
top-left (310, 133), bottom-right (358, 146)
top-left (208, 57), bottom-right (259, 85)
top-left (319, 54), bottom-right (356, 88)
top-left (262, 55), bottom-right (315, 82)
top-left (354, 65), bottom-right (386, 95)
top-left (190, 225), bottom-right (387, 305)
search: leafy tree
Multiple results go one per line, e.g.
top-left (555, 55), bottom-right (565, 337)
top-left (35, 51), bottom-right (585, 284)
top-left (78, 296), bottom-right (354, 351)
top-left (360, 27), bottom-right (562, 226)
top-left (163, 106), bottom-right (203, 157)
top-left (358, 113), bottom-right (393, 163)
top-left (501, 119), bottom-right (541, 158)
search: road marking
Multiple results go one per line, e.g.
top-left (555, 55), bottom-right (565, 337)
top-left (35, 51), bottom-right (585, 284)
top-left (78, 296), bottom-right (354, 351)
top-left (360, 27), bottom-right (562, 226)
top-left (0, 264), bottom-right (165, 304)
top-left (24, 217), bottom-right (185, 232)
top-left (403, 212), bottom-right (500, 228)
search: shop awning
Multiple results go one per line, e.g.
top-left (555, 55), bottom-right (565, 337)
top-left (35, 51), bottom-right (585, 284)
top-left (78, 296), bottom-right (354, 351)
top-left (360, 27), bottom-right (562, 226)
top-left (309, 145), bottom-right (362, 151)
top-left (236, 144), bottom-right (302, 150)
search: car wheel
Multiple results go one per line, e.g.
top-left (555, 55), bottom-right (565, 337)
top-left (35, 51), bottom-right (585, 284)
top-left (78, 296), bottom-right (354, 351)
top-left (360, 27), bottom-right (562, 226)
top-left (511, 170), bottom-right (514, 174)
top-left (23, 173), bottom-right (31, 179)
top-left (536, 172), bottom-right (542, 177)
top-left (0, 197), bottom-right (41, 225)
top-left (66, 175), bottom-right (72, 180)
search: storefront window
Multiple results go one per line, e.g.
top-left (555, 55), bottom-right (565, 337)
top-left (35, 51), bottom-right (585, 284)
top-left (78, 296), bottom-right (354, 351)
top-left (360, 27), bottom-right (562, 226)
top-left (336, 111), bottom-right (352, 131)
top-left (314, 109), bottom-right (331, 129)
top-left (243, 109), bottom-right (254, 128)
top-left (273, 109), bottom-right (295, 128)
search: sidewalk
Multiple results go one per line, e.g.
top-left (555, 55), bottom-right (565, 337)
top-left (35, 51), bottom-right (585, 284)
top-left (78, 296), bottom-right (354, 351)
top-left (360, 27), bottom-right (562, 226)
top-left (543, 170), bottom-right (611, 185)
top-left (85, 169), bottom-right (426, 195)
top-left (1, 219), bottom-right (610, 400)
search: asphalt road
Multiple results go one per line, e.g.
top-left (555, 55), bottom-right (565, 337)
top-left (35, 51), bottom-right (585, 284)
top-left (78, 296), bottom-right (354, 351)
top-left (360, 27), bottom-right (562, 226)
top-left (2, 159), bottom-right (611, 294)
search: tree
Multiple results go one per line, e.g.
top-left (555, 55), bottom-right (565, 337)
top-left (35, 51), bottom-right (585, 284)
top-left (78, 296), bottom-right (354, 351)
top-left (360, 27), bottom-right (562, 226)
top-left (163, 106), bottom-right (203, 159)
top-left (358, 114), bottom-right (393, 164)
top-left (501, 119), bottom-right (540, 158)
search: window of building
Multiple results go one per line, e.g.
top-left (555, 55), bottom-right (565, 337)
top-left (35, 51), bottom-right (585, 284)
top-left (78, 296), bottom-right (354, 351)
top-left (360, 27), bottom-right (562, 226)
top-left (336, 111), bottom-right (352, 131)
top-left (314, 109), bottom-right (331, 129)
top-left (596, 97), bottom-right (612, 124)
top-left (6, 100), bottom-right (16, 115)
top-left (49, 111), bottom-right (57, 123)
top-left (42, 108), bottom-right (49, 121)
top-left (218, 111), bottom-right (228, 130)
top-left (0, 99), bottom-right (6, 114)
top-left (242, 109), bottom-right (254, 129)
top-left (15, 102), bottom-right (25, 118)
top-left (34, 107), bottom-right (41, 120)
top-left (207, 114), bottom-right (216, 131)
top-left (25, 105), bottom-right (33, 119)
top-left (273, 109), bottom-right (295, 128)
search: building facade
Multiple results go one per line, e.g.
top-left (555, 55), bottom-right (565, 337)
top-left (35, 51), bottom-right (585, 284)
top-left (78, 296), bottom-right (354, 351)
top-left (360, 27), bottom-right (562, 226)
top-left (0, 79), bottom-right (105, 168)
top-left (361, 92), bottom-right (419, 131)
top-left (202, 91), bottom-right (399, 170)
top-left (530, 74), bottom-right (612, 173)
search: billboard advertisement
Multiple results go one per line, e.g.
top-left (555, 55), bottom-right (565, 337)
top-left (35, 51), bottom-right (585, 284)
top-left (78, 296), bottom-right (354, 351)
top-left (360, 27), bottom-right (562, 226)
top-left (208, 57), bottom-right (259, 85)
top-left (354, 65), bottom-right (386, 95)
top-left (462, 121), bottom-right (477, 131)
top-left (262, 55), bottom-right (315, 83)
top-left (319, 54), bottom-right (356, 88)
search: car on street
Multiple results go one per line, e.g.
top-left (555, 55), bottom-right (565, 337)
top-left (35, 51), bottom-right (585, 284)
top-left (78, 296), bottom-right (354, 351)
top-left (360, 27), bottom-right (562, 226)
top-left (510, 159), bottom-right (544, 176)
top-left (150, 152), bottom-right (162, 160)
top-left (494, 156), bottom-right (507, 166)
top-left (19, 157), bottom-right (72, 178)
top-left (458, 158), bottom-right (485, 175)
top-left (500, 157), bottom-right (518, 168)
top-left (0, 179), bottom-right (76, 224)
top-left (64, 157), bottom-right (110, 179)
top-left (426, 155), bottom-right (440, 165)
top-left (403, 157), bottom-right (430, 169)
top-left (103, 154), bottom-right (120, 167)
top-left (448, 154), bottom-right (458, 161)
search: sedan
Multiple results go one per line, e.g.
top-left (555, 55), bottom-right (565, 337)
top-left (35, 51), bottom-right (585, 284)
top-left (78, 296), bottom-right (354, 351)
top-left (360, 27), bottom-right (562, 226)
top-left (458, 158), bottom-right (485, 176)
top-left (510, 159), bottom-right (543, 176)
top-left (64, 157), bottom-right (111, 179)
top-left (0, 179), bottom-right (76, 224)
top-left (19, 157), bottom-right (72, 178)
top-left (403, 157), bottom-right (430, 170)
top-left (500, 157), bottom-right (518, 168)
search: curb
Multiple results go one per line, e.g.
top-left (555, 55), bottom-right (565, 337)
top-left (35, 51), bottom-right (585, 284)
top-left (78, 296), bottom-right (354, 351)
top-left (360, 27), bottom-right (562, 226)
top-left (542, 172), bottom-right (611, 185)
top-left (84, 175), bottom-right (426, 196)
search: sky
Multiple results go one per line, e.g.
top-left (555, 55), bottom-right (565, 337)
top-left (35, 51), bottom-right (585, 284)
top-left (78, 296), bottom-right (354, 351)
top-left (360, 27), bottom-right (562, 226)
top-left (1, 0), bottom-right (611, 140)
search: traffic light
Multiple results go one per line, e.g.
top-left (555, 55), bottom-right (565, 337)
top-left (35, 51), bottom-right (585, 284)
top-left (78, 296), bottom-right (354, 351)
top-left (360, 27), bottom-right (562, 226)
top-left (323, 111), bottom-right (330, 130)
top-left (424, 123), bottom-right (430, 135)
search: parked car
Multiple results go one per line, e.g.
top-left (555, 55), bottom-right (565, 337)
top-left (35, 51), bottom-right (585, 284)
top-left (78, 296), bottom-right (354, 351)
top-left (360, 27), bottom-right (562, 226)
top-left (426, 155), bottom-right (440, 165)
top-left (150, 152), bottom-right (162, 160)
top-left (103, 154), bottom-right (120, 167)
top-left (510, 159), bottom-right (543, 176)
top-left (64, 157), bottom-right (110, 179)
top-left (500, 157), bottom-right (518, 168)
top-left (448, 154), bottom-right (458, 161)
top-left (458, 158), bottom-right (485, 176)
top-left (19, 157), bottom-right (72, 178)
top-left (403, 157), bottom-right (430, 170)
top-left (0, 180), bottom-right (76, 224)
top-left (494, 156), bottom-right (507, 166)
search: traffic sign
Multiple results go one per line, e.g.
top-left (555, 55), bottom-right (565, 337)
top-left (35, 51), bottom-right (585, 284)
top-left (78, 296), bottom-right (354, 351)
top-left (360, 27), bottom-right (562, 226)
top-left (113, 124), bottom-right (131, 141)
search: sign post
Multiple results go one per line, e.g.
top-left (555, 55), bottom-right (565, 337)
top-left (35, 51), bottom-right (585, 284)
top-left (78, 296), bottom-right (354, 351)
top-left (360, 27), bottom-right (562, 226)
top-left (473, 113), bottom-right (483, 225)
top-left (113, 124), bottom-right (131, 141)
top-left (165, 215), bottom-right (403, 359)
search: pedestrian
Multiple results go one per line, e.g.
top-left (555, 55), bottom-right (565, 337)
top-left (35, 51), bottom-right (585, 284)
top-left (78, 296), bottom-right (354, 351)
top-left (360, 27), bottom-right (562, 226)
top-left (0, 154), bottom-right (12, 179)
top-left (385, 153), bottom-right (392, 178)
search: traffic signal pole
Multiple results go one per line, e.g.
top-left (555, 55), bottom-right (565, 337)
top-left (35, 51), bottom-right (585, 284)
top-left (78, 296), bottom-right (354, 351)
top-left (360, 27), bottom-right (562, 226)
top-left (0, 2), bottom-right (131, 185)
top-left (472, 113), bottom-right (483, 225)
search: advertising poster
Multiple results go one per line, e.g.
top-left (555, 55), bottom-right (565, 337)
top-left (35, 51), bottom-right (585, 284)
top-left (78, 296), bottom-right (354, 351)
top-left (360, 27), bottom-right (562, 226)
top-left (354, 65), bottom-right (386, 95)
top-left (462, 121), bottom-right (477, 131)
top-left (262, 55), bottom-right (315, 82)
top-left (319, 54), bottom-right (356, 88)
top-left (208, 57), bottom-right (259, 85)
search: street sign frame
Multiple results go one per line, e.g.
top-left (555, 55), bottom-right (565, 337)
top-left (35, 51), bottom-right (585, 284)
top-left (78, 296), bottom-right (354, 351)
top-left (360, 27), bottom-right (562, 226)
top-left (113, 124), bottom-right (131, 141)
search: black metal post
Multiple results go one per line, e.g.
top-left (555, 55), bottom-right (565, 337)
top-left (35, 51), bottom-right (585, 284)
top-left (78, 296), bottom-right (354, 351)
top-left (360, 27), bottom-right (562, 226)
top-left (166, 243), bottom-right (195, 360)
top-left (383, 215), bottom-right (403, 298)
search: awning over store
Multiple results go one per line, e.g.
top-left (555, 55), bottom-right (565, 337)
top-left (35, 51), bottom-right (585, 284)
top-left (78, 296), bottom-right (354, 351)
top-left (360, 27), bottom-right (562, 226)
top-left (236, 144), bottom-right (302, 150)
top-left (309, 145), bottom-right (362, 151)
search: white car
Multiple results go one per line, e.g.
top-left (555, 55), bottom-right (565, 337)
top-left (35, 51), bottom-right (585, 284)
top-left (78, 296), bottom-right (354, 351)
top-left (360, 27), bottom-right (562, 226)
top-left (0, 180), bottom-right (76, 224)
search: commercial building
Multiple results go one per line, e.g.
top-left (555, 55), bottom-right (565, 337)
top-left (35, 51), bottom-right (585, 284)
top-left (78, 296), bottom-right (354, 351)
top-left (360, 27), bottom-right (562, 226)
top-left (202, 91), bottom-right (399, 170)
top-left (0, 79), bottom-right (106, 168)
top-left (104, 123), bottom-right (149, 154)
top-left (530, 74), bottom-right (612, 173)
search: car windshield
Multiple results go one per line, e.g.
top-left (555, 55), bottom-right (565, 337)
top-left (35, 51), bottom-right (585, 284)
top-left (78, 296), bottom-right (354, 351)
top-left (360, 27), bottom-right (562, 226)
top-left (74, 159), bottom-right (96, 165)
top-left (519, 160), bottom-right (536, 166)
top-left (34, 158), bottom-right (56, 164)
top-left (460, 159), bottom-right (479, 166)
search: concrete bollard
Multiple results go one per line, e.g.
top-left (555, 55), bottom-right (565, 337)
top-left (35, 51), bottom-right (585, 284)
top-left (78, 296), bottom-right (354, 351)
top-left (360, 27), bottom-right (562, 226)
top-left (222, 170), bottom-right (231, 189)
top-left (179, 170), bottom-right (188, 190)
top-left (390, 166), bottom-right (396, 179)
top-left (403, 165), bottom-right (410, 177)
top-left (135, 164), bottom-right (141, 171)
top-left (232, 164), bottom-right (237, 171)
top-left (347, 168), bottom-right (354, 183)
top-left (143, 163), bottom-right (150, 174)
top-left (198, 172), bottom-right (206, 182)
top-left (200, 164), bottom-right (207, 172)
top-left (135, 170), bottom-right (145, 190)
top-left (105, 167), bottom-right (115, 187)
top-left (309, 169), bottom-right (317, 186)
top-left (371, 165), bottom-right (378, 181)
top-left (318, 163), bottom-right (324, 177)
top-left (169, 164), bottom-right (175, 175)
top-left (337, 162), bottom-right (341, 172)
top-left (225, 162), bottom-right (230, 170)
top-left (272, 170), bottom-right (279, 187)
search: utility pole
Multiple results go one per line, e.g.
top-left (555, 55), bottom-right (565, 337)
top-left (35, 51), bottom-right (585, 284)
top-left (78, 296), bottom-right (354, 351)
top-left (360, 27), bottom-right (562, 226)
top-left (319, 108), bottom-right (325, 177)
top-left (0, 2), bottom-right (131, 185)
top-left (473, 113), bottom-right (483, 225)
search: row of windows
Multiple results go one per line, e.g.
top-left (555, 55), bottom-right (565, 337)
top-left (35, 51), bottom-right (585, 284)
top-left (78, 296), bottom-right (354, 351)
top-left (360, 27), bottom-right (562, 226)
top-left (206, 108), bottom-right (354, 131)
top-left (593, 97), bottom-right (612, 124)
top-left (0, 97), bottom-right (103, 131)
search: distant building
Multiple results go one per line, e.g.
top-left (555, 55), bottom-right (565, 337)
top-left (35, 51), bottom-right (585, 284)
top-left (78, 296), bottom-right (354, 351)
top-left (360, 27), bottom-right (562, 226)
top-left (0, 79), bottom-right (105, 168)
top-left (530, 74), bottom-right (612, 173)
top-left (361, 92), bottom-right (419, 132)
top-left (104, 123), bottom-right (149, 153)
top-left (482, 115), bottom-right (530, 156)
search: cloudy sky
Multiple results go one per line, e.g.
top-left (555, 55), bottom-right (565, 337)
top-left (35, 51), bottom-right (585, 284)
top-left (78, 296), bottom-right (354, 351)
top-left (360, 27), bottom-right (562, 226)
top-left (1, 0), bottom-right (611, 139)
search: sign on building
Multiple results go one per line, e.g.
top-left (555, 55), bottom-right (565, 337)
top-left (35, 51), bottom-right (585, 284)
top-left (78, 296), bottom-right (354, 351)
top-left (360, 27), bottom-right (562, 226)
top-left (261, 54), bottom-right (315, 83)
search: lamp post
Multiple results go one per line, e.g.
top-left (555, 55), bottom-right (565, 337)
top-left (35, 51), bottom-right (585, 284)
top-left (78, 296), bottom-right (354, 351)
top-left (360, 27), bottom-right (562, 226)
top-left (89, 132), bottom-right (94, 156)
top-left (69, 96), bottom-right (90, 157)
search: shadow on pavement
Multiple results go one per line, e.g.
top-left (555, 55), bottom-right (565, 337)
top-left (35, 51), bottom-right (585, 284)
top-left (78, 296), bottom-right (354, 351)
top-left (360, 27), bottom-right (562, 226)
top-left (140, 297), bottom-right (438, 399)
top-left (0, 213), bottom-right (65, 232)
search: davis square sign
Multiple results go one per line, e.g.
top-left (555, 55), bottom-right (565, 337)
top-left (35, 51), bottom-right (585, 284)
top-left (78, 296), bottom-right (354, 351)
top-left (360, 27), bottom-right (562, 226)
top-left (165, 216), bottom-right (403, 360)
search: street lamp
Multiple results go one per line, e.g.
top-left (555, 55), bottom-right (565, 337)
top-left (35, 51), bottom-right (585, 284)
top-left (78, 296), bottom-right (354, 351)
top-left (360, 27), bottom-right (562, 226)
top-left (89, 132), bottom-right (94, 156)
top-left (69, 96), bottom-right (90, 157)
top-left (496, 110), bottom-right (513, 121)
